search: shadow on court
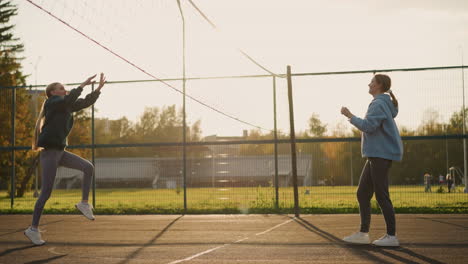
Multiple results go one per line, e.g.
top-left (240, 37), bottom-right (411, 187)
top-left (295, 217), bottom-right (446, 264)
top-left (116, 215), bottom-right (183, 264)
top-left (0, 214), bottom-right (466, 264)
top-left (0, 244), bottom-right (36, 258)
top-left (23, 255), bottom-right (67, 264)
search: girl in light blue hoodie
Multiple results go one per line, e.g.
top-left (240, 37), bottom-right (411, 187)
top-left (341, 74), bottom-right (403, 247)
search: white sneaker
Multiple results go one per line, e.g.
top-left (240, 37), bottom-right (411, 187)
top-left (75, 202), bottom-right (95, 220)
top-left (372, 234), bottom-right (400, 247)
top-left (343, 232), bottom-right (370, 244)
top-left (24, 227), bottom-right (45, 246)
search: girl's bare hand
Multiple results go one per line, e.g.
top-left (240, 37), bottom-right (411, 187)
top-left (80, 74), bottom-right (97, 88)
top-left (96, 73), bottom-right (106, 92)
top-left (341, 107), bottom-right (353, 118)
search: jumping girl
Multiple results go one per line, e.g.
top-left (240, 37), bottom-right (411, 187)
top-left (25, 73), bottom-right (106, 245)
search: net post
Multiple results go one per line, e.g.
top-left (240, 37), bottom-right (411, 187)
top-left (286, 66), bottom-right (299, 217)
top-left (177, 0), bottom-right (188, 211)
top-left (10, 87), bottom-right (16, 209)
top-left (273, 76), bottom-right (279, 209)
top-left (459, 51), bottom-right (468, 193)
top-left (32, 84), bottom-right (39, 198)
top-left (462, 67), bottom-right (468, 193)
top-left (91, 83), bottom-right (96, 207)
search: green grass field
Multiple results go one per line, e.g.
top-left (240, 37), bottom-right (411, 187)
top-left (1, 185), bottom-right (467, 214)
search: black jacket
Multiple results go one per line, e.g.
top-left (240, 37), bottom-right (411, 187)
top-left (37, 87), bottom-right (100, 149)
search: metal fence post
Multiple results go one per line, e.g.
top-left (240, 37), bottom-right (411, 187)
top-left (10, 87), bottom-right (16, 208)
top-left (177, 0), bottom-right (188, 211)
top-left (273, 76), bottom-right (279, 209)
top-left (286, 66), bottom-right (299, 217)
top-left (91, 83), bottom-right (96, 207)
top-left (32, 85), bottom-right (39, 198)
top-left (462, 62), bottom-right (468, 193)
top-left (445, 124), bottom-right (449, 175)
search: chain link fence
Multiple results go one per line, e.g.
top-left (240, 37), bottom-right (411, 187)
top-left (1, 66), bottom-right (467, 214)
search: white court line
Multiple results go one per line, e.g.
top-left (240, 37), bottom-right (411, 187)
top-left (167, 218), bottom-right (294, 264)
top-left (167, 245), bottom-right (228, 264)
top-left (255, 219), bottom-right (294, 236)
top-left (48, 247), bottom-right (67, 255)
top-left (234, 237), bottom-right (249, 243)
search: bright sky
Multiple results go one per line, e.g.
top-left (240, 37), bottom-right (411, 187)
top-left (14, 0), bottom-right (468, 137)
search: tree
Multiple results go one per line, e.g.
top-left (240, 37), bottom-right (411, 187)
top-left (94, 105), bottom-right (203, 158)
top-left (0, 1), bottom-right (35, 196)
top-left (419, 108), bottom-right (444, 135)
top-left (308, 113), bottom-right (327, 137)
top-left (448, 107), bottom-right (468, 134)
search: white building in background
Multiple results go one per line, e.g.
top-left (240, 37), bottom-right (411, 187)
top-left (54, 154), bottom-right (313, 189)
top-left (53, 129), bottom-right (313, 189)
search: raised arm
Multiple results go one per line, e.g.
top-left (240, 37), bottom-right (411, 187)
top-left (67, 74), bottom-right (96, 104)
top-left (71, 73), bottom-right (106, 112)
top-left (46, 74), bottom-right (97, 110)
top-left (71, 91), bottom-right (101, 112)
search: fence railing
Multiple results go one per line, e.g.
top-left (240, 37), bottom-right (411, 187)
top-left (1, 65), bottom-right (467, 214)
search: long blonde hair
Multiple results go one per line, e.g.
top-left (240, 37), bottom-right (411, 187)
top-left (32, 82), bottom-right (61, 151)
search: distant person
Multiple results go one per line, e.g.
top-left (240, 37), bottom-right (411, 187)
top-left (25, 74), bottom-right (106, 246)
top-left (439, 174), bottom-right (444, 185)
top-left (341, 74), bottom-right (403, 247)
top-left (424, 173), bottom-right (432, 193)
top-left (446, 174), bottom-right (454, 193)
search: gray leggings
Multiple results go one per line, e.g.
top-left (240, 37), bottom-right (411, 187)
top-left (32, 149), bottom-right (94, 227)
top-left (357, 157), bottom-right (396, 236)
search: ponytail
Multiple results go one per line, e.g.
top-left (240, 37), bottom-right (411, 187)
top-left (389, 90), bottom-right (398, 108)
top-left (32, 100), bottom-right (46, 151)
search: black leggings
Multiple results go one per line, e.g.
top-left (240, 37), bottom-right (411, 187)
top-left (357, 157), bottom-right (396, 236)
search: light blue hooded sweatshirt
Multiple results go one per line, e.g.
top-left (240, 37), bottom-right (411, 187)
top-left (350, 94), bottom-right (403, 161)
